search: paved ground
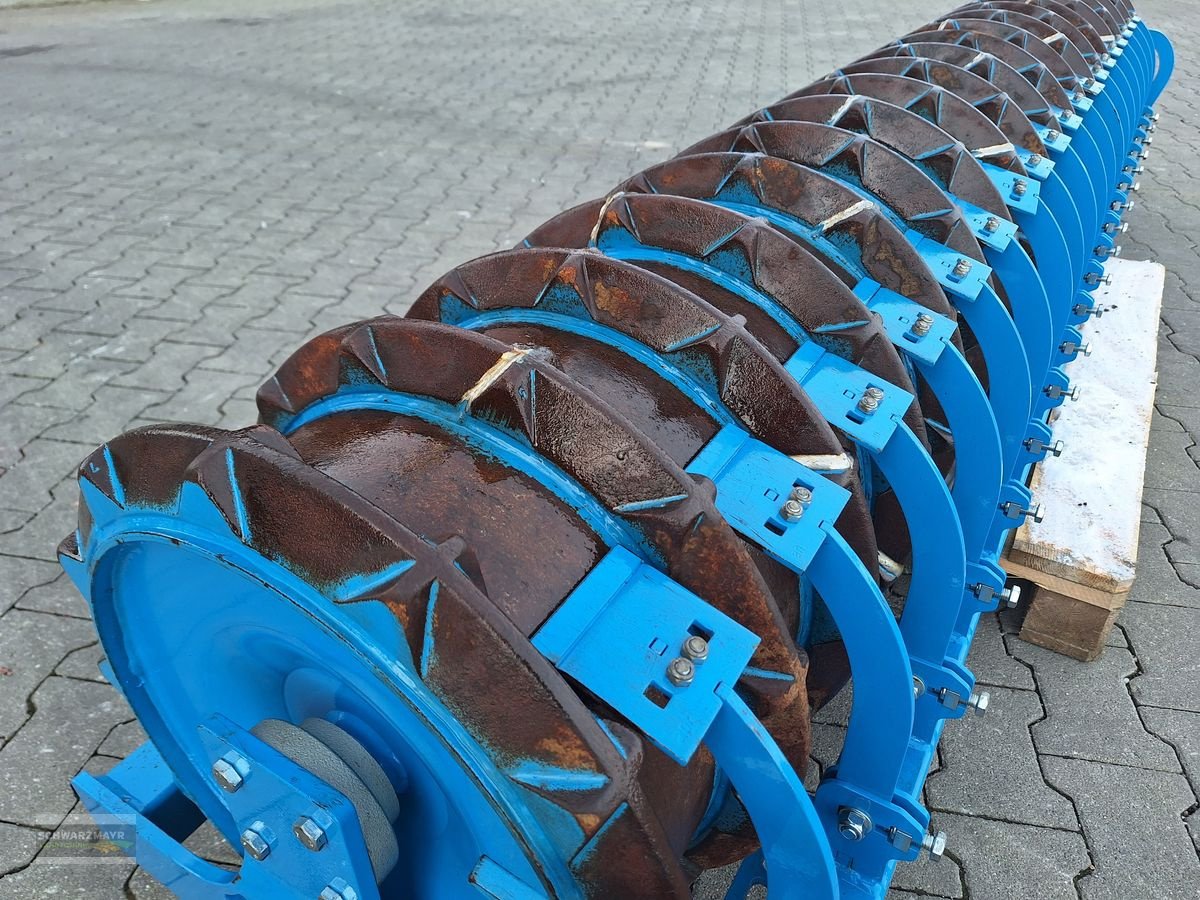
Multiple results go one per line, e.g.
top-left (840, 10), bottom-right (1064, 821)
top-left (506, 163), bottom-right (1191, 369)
top-left (0, 0), bottom-right (1197, 897)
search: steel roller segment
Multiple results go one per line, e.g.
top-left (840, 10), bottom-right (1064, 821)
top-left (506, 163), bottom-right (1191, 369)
top-left (787, 72), bottom-right (1095, 427)
top-left (676, 123), bottom-right (1045, 482)
top-left (406, 252), bottom-right (927, 893)
top-left (524, 193), bottom-right (1010, 712)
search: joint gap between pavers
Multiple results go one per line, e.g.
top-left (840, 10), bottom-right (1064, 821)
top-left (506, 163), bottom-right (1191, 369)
top-left (922, 806), bottom-right (1084, 837)
top-left (1022, 663), bottom-right (1097, 890)
top-left (1128, 597), bottom-right (1200, 611)
top-left (1036, 751), bottom-right (1183, 775)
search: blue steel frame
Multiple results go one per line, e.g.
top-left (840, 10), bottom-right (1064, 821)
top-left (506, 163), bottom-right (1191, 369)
top-left (62, 12), bottom-right (1174, 900)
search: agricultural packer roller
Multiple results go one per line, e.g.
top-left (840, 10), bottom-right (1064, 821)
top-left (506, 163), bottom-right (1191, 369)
top-left (59, 3), bottom-right (1173, 898)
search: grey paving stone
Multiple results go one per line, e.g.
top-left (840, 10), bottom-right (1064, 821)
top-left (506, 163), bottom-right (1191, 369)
top-left (691, 865), bottom-right (766, 900)
top-left (926, 687), bottom-right (1077, 830)
top-left (0, 812), bottom-right (135, 899)
top-left (888, 849), bottom-right (963, 898)
top-left (0, 488), bottom-right (77, 561)
top-left (0, 609), bottom-right (97, 742)
top-left (1178, 562), bottom-right (1200, 590)
top-left (1042, 755), bottom-right (1199, 900)
top-left (16, 573), bottom-right (89, 620)
top-left (16, 355), bottom-right (140, 413)
top-left (0, 401), bottom-right (74, 471)
top-left (96, 719), bottom-right (147, 761)
top-left (1138, 706), bottom-right (1200, 851)
top-left (0, 677), bottom-right (131, 826)
top-left (1011, 641), bottom-right (1180, 772)
top-left (41, 384), bottom-right (169, 448)
top-left (966, 612), bottom-right (1036, 691)
top-left (1121, 600), bottom-right (1200, 714)
top-left (0, 821), bottom-right (48, 877)
top-left (0, 439), bottom-right (92, 513)
top-left (1144, 428), bottom-right (1200, 491)
top-left (0, 554), bottom-right (60, 617)
top-left (902, 813), bottom-right (1087, 900)
top-left (1129, 521), bottom-right (1200, 609)
top-left (140, 368), bottom-right (262, 425)
top-left (109, 341), bottom-right (222, 392)
top-left (54, 643), bottom-right (107, 684)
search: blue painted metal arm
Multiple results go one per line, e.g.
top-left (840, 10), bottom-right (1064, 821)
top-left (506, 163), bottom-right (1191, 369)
top-left (910, 344), bottom-right (1001, 564)
top-left (707, 687), bottom-right (840, 900)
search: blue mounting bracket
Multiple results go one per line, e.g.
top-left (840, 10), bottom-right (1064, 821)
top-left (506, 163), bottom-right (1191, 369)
top-left (982, 166), bottom-right (1041, 217)
top-left (783, 341), bottom-right (913, 451)
top-left (852, 280), bottom-right (956, 366)
top-left (686, 426), bottom-right (847, 574)
top-left (532, 547), bottom-right (839, 900)
top-left (73, 717), bottom-right (381, 900)
top-left (947, 194), bottom-right (1018, 253)
top-left (903, 233), bottom-right (991, 302)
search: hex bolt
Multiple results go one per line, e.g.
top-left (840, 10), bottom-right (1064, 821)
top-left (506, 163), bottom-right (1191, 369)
top-left (293, 816), bottom-right (327, 852)
top-left (837, 807), bottom-right (873, 842)
top-left (781, 498), bottom-right (805, 522)
top-left (1024, 437), bottom-right (1065, 458)
top-left (1046, 129), bottom-right (1061, 142)
top-left (967, 691), bottom-right (990, 717)
top-left (972, 581), bottom-right (1019, 609)
top-left (951, 258), bottom-right (972, 280)
top-left (790, 485), bottom-right (813, 505)
top-left (1027, 152), bottom-right (1043, 166)
top-left (666, 657), bottom-right (695, 687)
top-left (212, 754), bottom-right (247, 793)
top-left (1073, 302), bottom-right (1104, 319)
top-left (1002, 501), bottom-right (1044, 523)
top-left (681, 635), bottom-right (709, 664)
top-left (912, 312), bottom-right (934, 336)
top-left (1012, 178), bottom-right (1028, 198)
top-left (240, 823), bottom-right (272, 862)
top-left (983, 215), bottom-right (1000, 234)
top-left (922, 830), bottom-right (948, 860)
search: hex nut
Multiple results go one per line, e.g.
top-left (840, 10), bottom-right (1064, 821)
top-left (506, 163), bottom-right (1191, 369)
top-left (667, 657), bottom-right (695, 687)
top-left (241, 825), bottom-right (272, 862)
top-left (837, 807), bottom-right (872, 842)
top-left (212, 757), bottom-right (244, 793)
top-left (781, 498), bottom-right (805, 521)
top-left (293, 816), bottom-right (328, 852)
top-left (681, 635), bottom-right (709, 664)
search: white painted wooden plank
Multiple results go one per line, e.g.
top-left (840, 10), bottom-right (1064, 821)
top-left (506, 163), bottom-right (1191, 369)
top-left (1008, 257), bottom-right (1165, 593)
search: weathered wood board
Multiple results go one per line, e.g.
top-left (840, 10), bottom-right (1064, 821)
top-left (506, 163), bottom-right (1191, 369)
top-left (1004, 257), bottom-right (1165, 660)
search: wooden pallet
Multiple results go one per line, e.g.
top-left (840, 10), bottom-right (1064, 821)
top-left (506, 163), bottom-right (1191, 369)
top-left (1002, 257), bottom-right (1165, 661)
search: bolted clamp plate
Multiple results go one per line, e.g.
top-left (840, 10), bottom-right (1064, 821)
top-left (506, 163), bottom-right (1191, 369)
top-left (532, 547), bottom-right (759, 766)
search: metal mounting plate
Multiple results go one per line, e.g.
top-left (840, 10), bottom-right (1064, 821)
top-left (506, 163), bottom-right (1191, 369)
top-left (533, 548), bottom-right (759, 766)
